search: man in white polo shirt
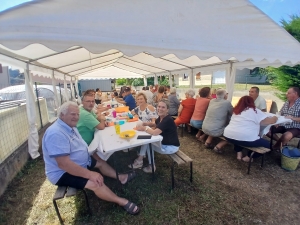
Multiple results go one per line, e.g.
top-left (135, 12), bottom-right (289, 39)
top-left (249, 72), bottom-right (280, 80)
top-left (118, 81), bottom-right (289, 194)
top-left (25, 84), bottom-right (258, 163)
top-left (249, 86), bottom-right (267, 112)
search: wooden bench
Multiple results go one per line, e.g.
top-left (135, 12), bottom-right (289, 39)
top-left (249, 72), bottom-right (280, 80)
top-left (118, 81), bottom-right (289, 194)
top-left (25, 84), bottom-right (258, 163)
top-left (53, 186), bottom-right (91, 225)
top-left (168, 150), bottom-right (193, 189)
top-left (219, 137), bottom-right (270, 174)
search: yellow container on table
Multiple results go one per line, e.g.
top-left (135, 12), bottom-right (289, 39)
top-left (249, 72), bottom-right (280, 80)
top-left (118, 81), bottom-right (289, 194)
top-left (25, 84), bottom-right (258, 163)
top-left (115, 106), bottom-right (129, 113)
top-left (114, 122), bottom-right (120, 134)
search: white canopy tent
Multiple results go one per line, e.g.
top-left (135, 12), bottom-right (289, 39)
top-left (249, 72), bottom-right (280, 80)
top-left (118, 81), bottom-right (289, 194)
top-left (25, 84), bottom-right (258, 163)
top-left (1, 0), bottom-right (300, 159)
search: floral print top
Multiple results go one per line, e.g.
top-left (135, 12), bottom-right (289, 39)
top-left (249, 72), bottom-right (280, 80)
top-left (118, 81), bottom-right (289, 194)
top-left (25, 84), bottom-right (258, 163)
top-left (133, 105), bottom-right (158, 122)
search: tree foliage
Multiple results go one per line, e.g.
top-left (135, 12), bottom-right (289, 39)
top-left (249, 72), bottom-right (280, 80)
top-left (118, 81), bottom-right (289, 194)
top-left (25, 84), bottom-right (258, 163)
top-left (257, 14), bottom-right (300, 100)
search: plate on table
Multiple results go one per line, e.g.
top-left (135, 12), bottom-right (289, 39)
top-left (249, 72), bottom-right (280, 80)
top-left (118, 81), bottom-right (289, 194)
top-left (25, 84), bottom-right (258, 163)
top-left (119, 130), bottom-right (136, 139)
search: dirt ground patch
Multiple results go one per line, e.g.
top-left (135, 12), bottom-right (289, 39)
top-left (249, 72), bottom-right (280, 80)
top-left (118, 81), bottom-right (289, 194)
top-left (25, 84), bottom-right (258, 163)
top-left (0, 129), bottom-right (299, 225)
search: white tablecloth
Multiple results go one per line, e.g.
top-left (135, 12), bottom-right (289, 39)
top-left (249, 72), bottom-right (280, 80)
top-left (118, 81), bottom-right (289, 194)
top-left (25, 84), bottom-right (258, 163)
top-left (260, 113), bottom-right (292, 137)
top-left (88, 121), bottom-right (163, 161)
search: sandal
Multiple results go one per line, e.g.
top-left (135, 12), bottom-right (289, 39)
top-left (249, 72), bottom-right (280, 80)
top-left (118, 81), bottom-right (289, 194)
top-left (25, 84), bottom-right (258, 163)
top-left (213, 146), bottom-right (224, 154)
top-left (123, 201), bottom-right (140, 215)
top-left (204, 142), bottom-right (213, 149)
top-left (123, 172), bottom-right (136, 184)
top-left (128, 159), bottom-right (143, 169)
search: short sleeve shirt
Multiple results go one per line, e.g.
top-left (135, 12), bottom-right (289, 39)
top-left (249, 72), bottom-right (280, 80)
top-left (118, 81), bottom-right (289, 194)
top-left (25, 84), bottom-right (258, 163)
top-left (42, 119), bottom-right (91, 184)
top-left (77, 106), bottom-right (100, 145)
top-left (124, 94), bottom-right (136, 110)
top-left (254, 95), bottom-right (267, 111)
top-left (224, 108), bottom-right (267, 141)
top-left (280, 98), bottom-right (300, 129)
top-left (156, 115), bottom-right (180, 146)
top-left (133, 105), bottom-right (158, 122)
top-left (179, 98), bottom-right (196, 122)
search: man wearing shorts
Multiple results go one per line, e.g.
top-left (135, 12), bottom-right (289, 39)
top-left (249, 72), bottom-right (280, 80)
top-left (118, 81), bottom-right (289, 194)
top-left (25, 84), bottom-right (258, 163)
top-left (271, 87), bottom-right (300, 150)
top-left (42, 101), bottom-right (139, 215)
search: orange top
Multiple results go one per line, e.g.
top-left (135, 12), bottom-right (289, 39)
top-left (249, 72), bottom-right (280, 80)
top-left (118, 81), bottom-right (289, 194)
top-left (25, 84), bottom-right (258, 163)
top-left (191, 97), bottom-right (211, 120)
top-left (178, 98), bottom-right (196, 122)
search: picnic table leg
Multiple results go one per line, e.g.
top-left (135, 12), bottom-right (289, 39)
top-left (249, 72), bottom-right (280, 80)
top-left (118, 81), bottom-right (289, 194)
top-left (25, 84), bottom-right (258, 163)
top-left (53, 199), bottom-right (64, 225)
top-left (149, 143), bottom-right (155, 181)
top-left (260, 155), bottom-right (265, 168)
top-left (247, 152), bottom-right (255, 174)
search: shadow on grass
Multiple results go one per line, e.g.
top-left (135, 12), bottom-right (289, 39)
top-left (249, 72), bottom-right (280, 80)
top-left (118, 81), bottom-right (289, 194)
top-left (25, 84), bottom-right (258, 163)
top-left (0, 157), bottom-right (47, 225)
top-left (1, 129), bottom-right (299, 224)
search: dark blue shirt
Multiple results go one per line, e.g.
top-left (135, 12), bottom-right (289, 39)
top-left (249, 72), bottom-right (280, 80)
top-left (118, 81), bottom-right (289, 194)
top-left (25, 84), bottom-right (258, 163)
top-left (124, 94), bottom-right (136, 110)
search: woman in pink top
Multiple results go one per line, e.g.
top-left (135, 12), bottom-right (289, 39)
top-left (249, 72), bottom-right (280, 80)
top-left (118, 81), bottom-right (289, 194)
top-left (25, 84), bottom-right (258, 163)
top-left (190, 87), bottom-right (211, 142)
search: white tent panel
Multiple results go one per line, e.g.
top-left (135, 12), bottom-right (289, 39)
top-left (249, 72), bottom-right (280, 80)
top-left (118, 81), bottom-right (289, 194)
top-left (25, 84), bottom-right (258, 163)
top-left (113, 63), bottom-right (150, 75)
top-left (0, 0), bottom-right (299, 64)
top-left (117, 57), bottom-right (165, 74)
top-left (78, 66), bottom-right (144, 80)
top-left (163, 55), bottom-right (223, 68)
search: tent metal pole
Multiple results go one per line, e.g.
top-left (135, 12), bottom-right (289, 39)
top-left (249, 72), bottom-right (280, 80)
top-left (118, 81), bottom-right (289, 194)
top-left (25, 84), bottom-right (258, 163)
top-left (113, 65), bottom-right (147, 76)
top-left (116, 62), bottom-right (154, 73)
top-left (67, 58), bottom-right (120, 74)
top-left (123, 55), bottom-right (169, 72)
top-left (29, 47), bottom-right (83, 62)
top-left (73, 64), bottom-right (115, 76)
top-left (55, 51), bottom-right (122, 69)
top-left (34, 82), bottom-right (43, 128)
top-left (59, 83), bottom-right (63, 105)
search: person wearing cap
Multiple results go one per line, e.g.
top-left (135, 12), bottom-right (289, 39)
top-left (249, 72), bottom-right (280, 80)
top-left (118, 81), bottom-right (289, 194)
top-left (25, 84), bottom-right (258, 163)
top-left (116, 87), bottom-right (136, 110)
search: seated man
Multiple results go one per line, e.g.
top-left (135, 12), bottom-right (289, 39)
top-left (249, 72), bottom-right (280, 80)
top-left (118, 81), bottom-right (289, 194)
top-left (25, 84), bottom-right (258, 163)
top-left (42, 101), bottom-right (139, 215)
top-left (115, 87), bottom-right (136, 111)
top-left (270, 87), bottom-right (300, 150)
top-left (77, 93), bottom-right (108, 145)
top-left (249, 86), bottom-right (267, 112)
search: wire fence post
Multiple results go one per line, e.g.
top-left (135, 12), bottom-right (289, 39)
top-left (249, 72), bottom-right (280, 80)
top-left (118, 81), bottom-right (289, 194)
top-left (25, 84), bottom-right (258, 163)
top-left (35, 82), bottom-right (43, 129)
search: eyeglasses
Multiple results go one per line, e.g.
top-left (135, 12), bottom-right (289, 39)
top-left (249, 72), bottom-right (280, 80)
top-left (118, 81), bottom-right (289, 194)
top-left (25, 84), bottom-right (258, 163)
top-left (84, 100), bottom-right (95, 104)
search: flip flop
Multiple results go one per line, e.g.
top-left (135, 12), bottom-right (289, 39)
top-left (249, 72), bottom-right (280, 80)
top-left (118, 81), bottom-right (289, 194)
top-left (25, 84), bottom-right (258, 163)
top-left (213, 146), bottom-right (224, 154)
top-left (123, 201), bottom-right (140, 215)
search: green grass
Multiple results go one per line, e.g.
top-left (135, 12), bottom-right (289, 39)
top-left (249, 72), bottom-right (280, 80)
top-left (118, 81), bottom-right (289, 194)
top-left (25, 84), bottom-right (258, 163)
top-left (1, 130), bottom-right (300, 224)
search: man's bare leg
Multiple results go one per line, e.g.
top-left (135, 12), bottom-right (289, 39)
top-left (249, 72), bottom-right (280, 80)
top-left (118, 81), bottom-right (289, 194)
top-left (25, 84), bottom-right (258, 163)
top-left (85, 181), bottom-right (138, 213)
top-left (93, 153), bottom-right (130, 184)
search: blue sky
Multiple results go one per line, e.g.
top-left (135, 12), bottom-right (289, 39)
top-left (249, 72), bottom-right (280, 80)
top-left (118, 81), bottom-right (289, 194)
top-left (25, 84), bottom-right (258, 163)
top-left (0, 0), bottom-right (299, 25)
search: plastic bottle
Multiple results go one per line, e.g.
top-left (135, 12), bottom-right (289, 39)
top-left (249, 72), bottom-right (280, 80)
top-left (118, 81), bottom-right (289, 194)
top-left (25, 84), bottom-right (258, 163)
top-left (112, 110), bottom-right (117, 118)
top-left (114, 121), bottom-right (120, 134)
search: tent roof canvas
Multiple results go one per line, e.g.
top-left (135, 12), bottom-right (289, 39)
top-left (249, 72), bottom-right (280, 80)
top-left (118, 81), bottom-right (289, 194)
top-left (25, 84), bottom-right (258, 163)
top-left (0, 0), bottom-right (299, 81)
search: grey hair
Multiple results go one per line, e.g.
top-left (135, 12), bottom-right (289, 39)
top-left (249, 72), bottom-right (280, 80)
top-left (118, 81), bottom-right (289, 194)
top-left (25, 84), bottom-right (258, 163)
top-left (158, 98), bottom-right (170, 109)
top-left (58, 101), bottom-right (78, 118)
top-left (216, 89), bottom-right (227, 99)
top-left (170, 87), bottom-right (177, 94)
top-left (185, 89), bottom-right (195, 97)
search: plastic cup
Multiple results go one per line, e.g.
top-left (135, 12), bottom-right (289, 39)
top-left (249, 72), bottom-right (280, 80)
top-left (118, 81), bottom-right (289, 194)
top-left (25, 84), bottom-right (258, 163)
top-left (114, 122), bottom-right (120, 134)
